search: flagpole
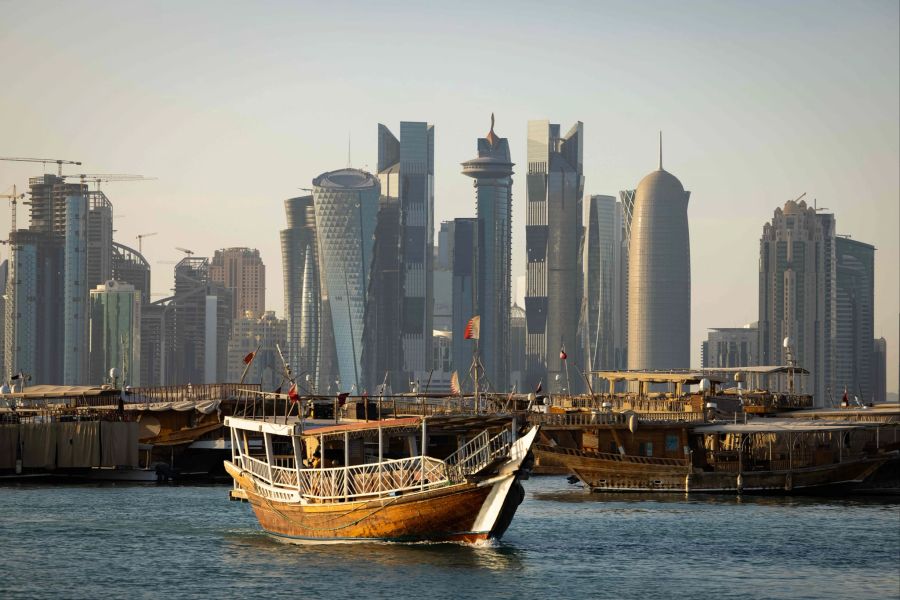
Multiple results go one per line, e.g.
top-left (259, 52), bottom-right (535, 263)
top-left (239, 344), bottom-right (261, 385)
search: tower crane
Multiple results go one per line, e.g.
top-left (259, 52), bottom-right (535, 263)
top-left (0, 156), bottom-right (82, 176)
top-left (137, 232), bottom-right (157, 255)
top-left (61, 173), bottom-right (156, 192)
top-left (1, 185), bottom-right (25, 234)
top-left (175, 247), bottom-right (195, 257)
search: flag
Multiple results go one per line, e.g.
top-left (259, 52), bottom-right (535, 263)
top-left (464, 316), bottom-right (480, 340)
top-left (534, 380), bottom-right (543, 394)
top-left (242, 351), bottom-right (256, 365)
top-left (450, 371), bottom-right (461, 395)
top-left (288, 383), bottom-right (300, 403)
top-left (338, 392), bottom-right (349, 407)
top-left (559, 348), bottom-right (568, 361)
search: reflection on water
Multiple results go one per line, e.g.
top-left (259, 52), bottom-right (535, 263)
top-left (222, 525), bottom-right (524, 572)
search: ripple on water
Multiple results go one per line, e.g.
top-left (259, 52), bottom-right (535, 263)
top-left (0, 477), bottom-right (897, 599)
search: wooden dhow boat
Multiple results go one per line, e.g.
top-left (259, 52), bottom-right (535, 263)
top-left (538, 418), bottom-right (894, 494)
top-left (224, 408), bottom-right (538, 543)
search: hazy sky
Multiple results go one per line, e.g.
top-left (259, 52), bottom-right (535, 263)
top-left (1, 1), bottom-right (898, 391)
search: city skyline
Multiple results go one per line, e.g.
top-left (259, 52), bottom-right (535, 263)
top-left (1, 1), bottom-right (897, 392)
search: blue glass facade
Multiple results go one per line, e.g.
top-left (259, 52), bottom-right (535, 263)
top-left (312, 169), bottom-right (380, 392)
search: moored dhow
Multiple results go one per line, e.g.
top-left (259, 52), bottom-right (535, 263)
top-left (224, 405), bottom-right (538, 543)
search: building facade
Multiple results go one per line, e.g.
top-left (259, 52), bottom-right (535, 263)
top-left (627, 142), bottom-right (691, 371)
top-left (461, 116), bottom-right (514, 391)
top-left (209, 247), bottom-right (266, 320)
top-left (834, 237), bottom-right (875, 402)
top-left (89, 280), bottom-right (141, 386)
top-left (111, 242), bottom-right (151, 305)
top-left (172, 257), bottom-right (233, 384)
top-left (584, 195), bottom-right (628, 378)
top-left (281, 195), bottom-right (324, 389)
top-left (377, 122), bottom-right (435, 385)
top-left (312, 168), bottom-right (379, 393)
top-left (63, 193), bottom-right (89, 384)
top-left (524, 120), bottom-right (584, 393)
top-left (701, 324), bottom-right (758, 369)
top-left (873, 337), bottom-right (887, 404)
top-left (758, 199), bottom-right (836, 405)
top-left (451, 218), bottom-right (477, 384)
top-left (509, 303), bottom-right (526, 392)
top-left (86, 191), bottom-right (113, 292)
top-left (361, 195), bottom-right (404, 393)
top-left (226, 311), bottom-right (287, 390)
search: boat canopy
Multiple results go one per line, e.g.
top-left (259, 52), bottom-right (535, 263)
top-left (693, 419), bottom-right (869, 434)
top-left (591, 370), bottom-right (725, 385)
top-left (701, 365), bottom-right (811, 376)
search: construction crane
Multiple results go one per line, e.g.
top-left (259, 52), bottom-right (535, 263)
top-left (175, 247), bottom-right (195, 257)
top-left (61, 173), bottom-right (155, 192)
top-left (137, 232), bottom-right (157, 254)
top-left (1, 185), bottom-right (25, 234)
top-left (0, 156), bottom-right (82, 176)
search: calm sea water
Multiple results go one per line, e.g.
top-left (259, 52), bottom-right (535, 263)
top-left (1, 477), bottom-right (898, 599)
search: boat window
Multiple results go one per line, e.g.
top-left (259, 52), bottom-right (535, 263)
top-left (665, 435), bottom-right (679, 452)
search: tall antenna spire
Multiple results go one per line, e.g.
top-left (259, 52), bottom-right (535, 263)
top-left (347, 132), bottom-right (352, 168)
top-left (658, 130), bottom-right (663, 170)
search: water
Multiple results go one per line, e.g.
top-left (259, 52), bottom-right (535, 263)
top-left (1, 477), bottom-right (898, 599)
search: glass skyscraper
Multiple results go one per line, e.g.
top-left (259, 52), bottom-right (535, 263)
top-left (89, 280), bottom-right (141, 386)
top-left (312, 168), bottom-right (380, 393)
top-left (834, 236), bottom-right (875, 402)
top-left (377, 122), bottom-right (434, 387)
top-left (281, 195), bottom-right (324, 390)
top-left (525, 120), bottom-right (584, 393)
top-left (461, 116), bottom-right (514, 390)
top-left (584, 195), bottom-right (628, 378)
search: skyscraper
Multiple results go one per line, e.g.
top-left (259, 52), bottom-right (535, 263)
top-left (461, 115), bottom-right (514, 390)
top-left (361, 194), bottom-right (404, 393)
top-left (4, 230), bottom-right (61, 382)
top-left (451, 218), bottom-right (477, 382)
top-left (377, 122), bottom-right (435, 385)
top-left (834, 236), bottom-right (875, 402)
top-left (584, 195), bottom-right (628, 376)
top-left (209, 247), bottom-right (266, 320)
top-left (758, 198), bottom-right (836, 405)
top-left (312, 168), bottom-right (379, 393)
top-left (433, 221), bottom-right (454, 333)
top-left (172, 256), bottom-right (233, 384)
top-left (5, 175), bottom-right (86, 384)
top-left (86, 191), bottom-right (113, 291)
top-left (627, 137), bottom-right (691, 371)
top-left (281, 195), bottom-right (324, 389)
top-left (89, 280), bottom-right (141, 386)
top-left (63, 193), bottom-right (89, 384)
top-left (111, 242), bottom-right (151, 305)
top-left (525, 120), bottom-right (584, 393)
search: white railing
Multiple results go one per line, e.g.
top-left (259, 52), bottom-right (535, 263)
top-left (445, 428), bottom-right (512, 481)
top-left (297, 456), bottom-right (449, 501)
top-left (236, 427), bottom-right (513, 502)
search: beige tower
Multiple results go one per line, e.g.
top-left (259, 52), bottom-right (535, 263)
top-left (627, 136), bottom-right (691, 370)
top-left (209, 247), bottom-right (266, 319)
